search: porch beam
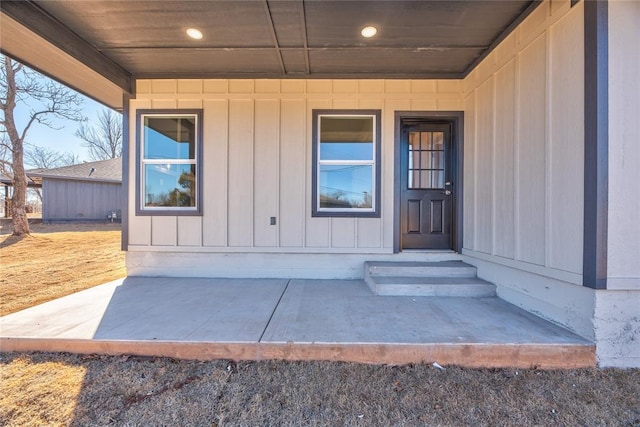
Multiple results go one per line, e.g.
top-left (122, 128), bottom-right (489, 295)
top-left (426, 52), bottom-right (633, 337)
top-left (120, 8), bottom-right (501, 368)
top-left (0, 0), bottom-right (132, 94)
top-left (120, 91), bottom-right (133, 252)
top-left (583, 0), bottom-right (608, 290)
top-left (299, 0), bottom-right (311, 75)
top-left (262, 0), bottom-right (287, 75)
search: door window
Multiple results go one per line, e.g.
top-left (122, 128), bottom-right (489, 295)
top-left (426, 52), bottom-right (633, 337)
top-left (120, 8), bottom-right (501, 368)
top-left (408, 131), bottom-right (445, 189)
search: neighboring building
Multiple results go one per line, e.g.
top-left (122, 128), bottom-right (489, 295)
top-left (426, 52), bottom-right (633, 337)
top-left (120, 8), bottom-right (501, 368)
top-left (0, 181), bottom-right (6, 218)
top-left (0, 175), bottom-right (10, 218)
top-left (26, 158), bottom-right (122, 222)
top-left (0, 173), bottom-right (42, 218)
top-left (1, 0), bottom-right (638, 367)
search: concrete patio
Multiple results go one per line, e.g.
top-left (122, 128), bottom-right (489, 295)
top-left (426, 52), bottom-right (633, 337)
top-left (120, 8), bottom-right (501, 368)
top-left (0, 277), bottom-right (595, 368)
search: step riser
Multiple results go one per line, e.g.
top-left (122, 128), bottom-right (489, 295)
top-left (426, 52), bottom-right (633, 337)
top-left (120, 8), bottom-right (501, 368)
top-left (369, 283), bottom-right (496, 297)
top-left (365, 280), bottom-right (496, 297)
top-left (389, 253), bottom-right (464, 262)
top-left (367, 267), bottom-right (477, 278)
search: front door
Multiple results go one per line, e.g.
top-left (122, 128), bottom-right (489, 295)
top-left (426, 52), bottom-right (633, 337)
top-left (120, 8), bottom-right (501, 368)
top-left (400, 122), bottom-right (453, 249)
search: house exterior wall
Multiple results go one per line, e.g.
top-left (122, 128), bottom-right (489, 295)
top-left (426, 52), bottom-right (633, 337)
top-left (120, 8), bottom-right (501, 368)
top-left (594, 0), bottom-right (640, 368)
top-left (461, 2), bottom-right (595, 339)
top-left (124, 0), bottom-right (638, 366)
top-left (460, 0), bottom-right (639, 367)
top-left (607, 0), bottom-right (640, 290)
top-left (127, 78), bottom-right (464, 277)
top-left (42, 178), bottom-right (122, 222)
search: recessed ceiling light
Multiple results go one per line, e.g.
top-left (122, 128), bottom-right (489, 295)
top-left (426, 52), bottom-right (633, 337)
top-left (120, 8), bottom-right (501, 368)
top-left (361, 26), bottom-right (377, 38)
top-left (186, 28), bottom-right (203, 40)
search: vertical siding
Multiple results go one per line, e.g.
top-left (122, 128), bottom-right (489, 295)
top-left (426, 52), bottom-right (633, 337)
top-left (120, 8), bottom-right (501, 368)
top-left (607, 1), bottom-right (640, 285)
top-left (548, 8), bottom-right (584, 273)
top-left (42, 179), bottom-right (122, 221)
top-left (130, 78), bottom-right (463, 252)
top-left (462, 91), bottom-right (476, 251)
top-left (462, 0), bottom-right (584, 276)
top-left (151, 216), bottom-right (177, 246)
top-left (475, 78), bottom-right (494, 255)
top-left (517, 34), bottom-right (547, 265)
top-left (279, 99), bottom-right (306, 247)
top-left (227, 100), bottom-right (254, 247)
top-left (202, 99), bottom-right (228, 247)
top-left (493, 59), bottom-right (516, 259)
top-left (253, 99), bottom-right (279, 247)
top-left (177, 217), bottom-right (201, 246)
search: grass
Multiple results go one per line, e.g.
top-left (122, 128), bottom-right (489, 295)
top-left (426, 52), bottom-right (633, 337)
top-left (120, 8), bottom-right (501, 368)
top-left (1, 222), bottom-right (639, 426)
top-left (1, 353), bottom-right (639, 426)
top-left (0, 222), bottom-right (125, 316)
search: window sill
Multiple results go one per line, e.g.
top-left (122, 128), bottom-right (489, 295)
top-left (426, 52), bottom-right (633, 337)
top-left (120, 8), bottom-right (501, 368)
top-left (136, 209), bottom-right (202, 216)
top-left (312, 211), bottom-right (380, 218)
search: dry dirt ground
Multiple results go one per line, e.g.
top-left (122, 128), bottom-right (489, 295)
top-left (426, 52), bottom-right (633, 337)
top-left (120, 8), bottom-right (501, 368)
top-left (0, 221), bottom-right (125, 315)
top-left (1, 222), bottom-right (639, 426)
top-left (0, 353), bottom-right (639, 427)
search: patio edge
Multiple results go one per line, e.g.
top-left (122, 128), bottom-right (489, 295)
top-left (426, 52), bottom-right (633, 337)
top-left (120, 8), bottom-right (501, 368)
top-left (0, 338), bottom-right (596, 369)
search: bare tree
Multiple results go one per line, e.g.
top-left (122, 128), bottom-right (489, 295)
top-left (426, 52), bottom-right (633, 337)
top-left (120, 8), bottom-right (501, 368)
top-left (25, 146), bottom-right (79, 204)
top-left (25, 145), bottom-right (79, 169)
top-left (75, 108), bottom-right (122, 161)
top-left (0, 56), bottom-right (83, 236)
top-left (26, 145), bottom-right (66, 169)
top-left (0, 134), bottom-right (10, 177)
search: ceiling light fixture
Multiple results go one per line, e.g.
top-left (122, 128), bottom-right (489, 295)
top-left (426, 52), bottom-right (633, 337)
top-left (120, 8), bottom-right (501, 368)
top-left (186, 28), bottom-right (203, 40)
top-left (361, 26), bottom-right (377, 38)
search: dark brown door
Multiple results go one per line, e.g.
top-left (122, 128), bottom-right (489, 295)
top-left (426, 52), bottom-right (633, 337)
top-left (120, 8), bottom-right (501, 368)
top-left (400, 122), bottom-right (453, 249)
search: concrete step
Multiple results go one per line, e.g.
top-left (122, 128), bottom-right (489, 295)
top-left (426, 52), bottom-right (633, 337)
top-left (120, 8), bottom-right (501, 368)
top-left (365, 261), bottom-right (477, 278)
top-left (365, 275), bottom-right (496, 297)
top-left (364, 260), bottom-right (496, 297)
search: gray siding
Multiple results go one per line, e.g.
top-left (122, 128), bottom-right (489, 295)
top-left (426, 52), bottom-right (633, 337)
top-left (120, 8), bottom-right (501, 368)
top-left (128, 80), bottom-right (463, 250)
top-left (462, 0), bottom-right (584, 279)
top-left (43, 178), bottom-right (122, 221)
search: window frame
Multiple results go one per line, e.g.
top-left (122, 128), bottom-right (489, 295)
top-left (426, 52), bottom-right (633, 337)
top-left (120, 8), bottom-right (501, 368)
top-left (312, 109), bottom-right (382, 218)
top-left (135, 109), bottom-right (203, 216)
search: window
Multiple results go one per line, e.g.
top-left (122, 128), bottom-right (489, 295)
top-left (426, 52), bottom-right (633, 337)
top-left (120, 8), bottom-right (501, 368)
top-left (312, 110), bottom-right (381, 217)
top-left (136, 110), bottom-right (203, 215)
top-left (408, 131), bottom-right (445, 189)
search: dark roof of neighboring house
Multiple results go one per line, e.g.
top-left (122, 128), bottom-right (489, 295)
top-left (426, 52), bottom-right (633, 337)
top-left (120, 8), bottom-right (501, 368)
top-left (26, 158), bottom-right (122, 184)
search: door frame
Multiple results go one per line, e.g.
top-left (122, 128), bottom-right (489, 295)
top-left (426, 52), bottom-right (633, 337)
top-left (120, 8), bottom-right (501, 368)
top-left (393, 111), bottom-right (464, 253)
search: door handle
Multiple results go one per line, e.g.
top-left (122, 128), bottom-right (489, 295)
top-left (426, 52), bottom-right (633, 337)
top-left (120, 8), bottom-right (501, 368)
top-left (444, 181), bottom-right (452, 195)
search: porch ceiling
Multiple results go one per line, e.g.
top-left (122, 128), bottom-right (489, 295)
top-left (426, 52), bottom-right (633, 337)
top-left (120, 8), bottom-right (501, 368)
top-left (0, 0), bottom-right (539, 108)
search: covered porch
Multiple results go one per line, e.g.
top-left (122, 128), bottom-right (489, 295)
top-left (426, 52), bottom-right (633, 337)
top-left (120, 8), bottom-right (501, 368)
top-left (1, 0), bottom-right (638, 368)
top-left (0, 277), bottom-right (594, 368)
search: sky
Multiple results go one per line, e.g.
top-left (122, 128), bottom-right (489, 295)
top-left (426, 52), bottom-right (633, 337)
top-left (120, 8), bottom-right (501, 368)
top-left (10, 65), bottom-right (110, 165)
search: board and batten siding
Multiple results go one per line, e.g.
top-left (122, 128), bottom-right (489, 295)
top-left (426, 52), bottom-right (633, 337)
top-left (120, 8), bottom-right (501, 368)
top-left (127, 79), bottom-right (462, 254)
top-left (462, 0), bottom-right (584, 283)
top-left (42, 179), bottom-right (122, 222)
top-left (607, 0), bottom-right (640, 290)
top-left (594, 0), bottom-right (640, 368)
top-left (459, 0), bottom-right (597, 342)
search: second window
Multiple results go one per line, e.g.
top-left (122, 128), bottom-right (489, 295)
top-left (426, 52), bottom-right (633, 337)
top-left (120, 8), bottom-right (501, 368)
top-left (312, 110), bottom-right (381, 217)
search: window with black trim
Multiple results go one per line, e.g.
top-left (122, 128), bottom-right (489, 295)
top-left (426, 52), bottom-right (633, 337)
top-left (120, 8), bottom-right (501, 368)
top-left (136, 110), bottom-right (203, 215)
top-left (312, 110), bottom-right (381, 217)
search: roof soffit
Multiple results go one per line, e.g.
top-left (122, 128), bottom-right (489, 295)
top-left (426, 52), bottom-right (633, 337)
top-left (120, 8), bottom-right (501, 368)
top-left (2, 0), bottom-right (541, 86)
